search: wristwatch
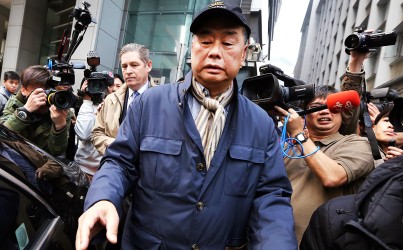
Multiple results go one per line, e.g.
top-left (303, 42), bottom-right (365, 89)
top-left (294, 131), bottom-right (308, 143)
top-left (16, 107), bottom-right (32, 122)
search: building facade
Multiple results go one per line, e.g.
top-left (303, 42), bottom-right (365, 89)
top-left (0, 0), bottom-right (281, 91)
top-left (294, 0), bottom-right (403, 94)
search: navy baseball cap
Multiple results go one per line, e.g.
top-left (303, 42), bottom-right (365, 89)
top-left (190, 1), bottom-right (251, 39)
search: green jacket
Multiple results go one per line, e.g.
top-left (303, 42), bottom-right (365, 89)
top-left (0, 91), bottom-right (72, 157)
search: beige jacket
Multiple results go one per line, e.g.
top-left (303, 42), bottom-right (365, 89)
top-left (92, 76), bottom-right (157, 155)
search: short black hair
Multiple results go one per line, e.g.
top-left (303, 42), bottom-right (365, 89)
top-left (4, 71), bottom-right (20, 81)
top-left (374, 107), bottom-right (392, 125)
top-left (302, 85), bottom-right (338, 109)
top-left (114, 73), bottom-right (124, 83)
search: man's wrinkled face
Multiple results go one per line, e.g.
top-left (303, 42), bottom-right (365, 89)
top-left (120, 51), bottom-right (152, 91)
top-left (305, 97), bottom-right (342, 135)
top-left (191, 16), bottom-right (247, 90)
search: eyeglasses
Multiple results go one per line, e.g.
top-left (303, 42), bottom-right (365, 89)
top-left (306, 102), bottom-right (326, 110)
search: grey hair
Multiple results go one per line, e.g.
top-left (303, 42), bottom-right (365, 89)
top-left (119, 43), bottom-right (150, 64)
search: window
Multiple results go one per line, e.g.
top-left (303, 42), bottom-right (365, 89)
top-left (395, 31), bottom-right (403, 57)
top-left (124, 0), bottom-right (211, 81)
top-left (39, 0), bottom-right (76, 64)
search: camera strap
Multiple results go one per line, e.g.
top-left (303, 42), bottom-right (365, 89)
top-left (119, 88), bottom-right (130, 125)
top-left (362, 80), bottom-right (382, 160)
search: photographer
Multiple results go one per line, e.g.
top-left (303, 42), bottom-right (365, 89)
top-left (275, 85), bottom-right (374, 244)
top-left (73, 78), bottom-right (117, 181)
top-left (368, 105), bottom-right (403, 167)
top-left (0, 65), bottom-right (72, 157)
top-left (340, 30), bottom-right (403, 165)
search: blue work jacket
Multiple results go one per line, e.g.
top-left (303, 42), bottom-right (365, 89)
top-left (86, 72), bottom-right (297, 250)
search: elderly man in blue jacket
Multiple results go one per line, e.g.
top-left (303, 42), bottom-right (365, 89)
top-left (76, 2), bottom-right (297, 249)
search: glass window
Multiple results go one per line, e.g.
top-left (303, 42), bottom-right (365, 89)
top-left (123, 0), bottom-right (210, 82)
top-left (39, 0), bottom-right (76, 64)
top-left (0, 177), bottom-right (53, 249)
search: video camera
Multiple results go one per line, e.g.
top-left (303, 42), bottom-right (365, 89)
top-left (364, 87), bottom-right (403, 132)
top-left (344, 27), bottom-right (397, 54)
top-left (71, 1), bottom-right (92, 28)
top-left (45, 59), bottom-right (78, 110)
top-left (366, 87), bottom-right (399, 112)
top-left (78, 51), bottom-right (114, 104)
top-left (241, 64), bottom-right (315, 111)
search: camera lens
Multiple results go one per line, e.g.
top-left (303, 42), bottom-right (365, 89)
top-left (93, 82), bottom-right (103, 92)
top-left (344, 34), bottom-right (360, 49)
top-left (88, 79), bottom-right (106, 94)
top-left (54, 92), bottom-right (70, 109)
top-left (48, 90), bottom-right (77, 110)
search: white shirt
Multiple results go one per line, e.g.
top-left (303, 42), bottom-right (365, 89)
top-left (127, 81), bottom-right (149, 110)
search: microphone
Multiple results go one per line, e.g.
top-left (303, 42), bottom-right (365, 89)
top-left (297, 90), bottom-right (360, 116)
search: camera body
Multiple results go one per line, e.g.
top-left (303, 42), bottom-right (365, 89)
top-left (45, 59), bottom-right (78, 110)
top-left (241, 64), bottom-right (315, 111)
top-left (71, 1), bottom-right (92, 27)
top-left (80, 51), bottom-right (114, 104)
top-left (344, 27), bottom-right (397, 54)
top-left (46, 60), bottom-right (75, 87)
top-left (86, 71), bottom-right (114, 95)
top-left (366, 87), bottom-right (399, 112)
top-left (363, 87), bottom-right (402, 132)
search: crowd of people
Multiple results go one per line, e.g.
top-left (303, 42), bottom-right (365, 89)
top-left (0, 1), bottom-right (402, 250)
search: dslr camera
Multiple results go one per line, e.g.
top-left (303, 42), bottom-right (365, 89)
top-left (46, 59), bottom-right (78, 110)
top-left (364, 87), bottom-right (403, 132)
top-left (344, 27), bottom-right (397, 54)
top-left (79, 51), bottom-right (114, 104)
top-left (241, 64), bottom-right (315, 111)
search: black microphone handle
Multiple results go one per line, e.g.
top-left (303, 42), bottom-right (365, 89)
top-left (296, 105), bottom-right (328, 116)
top-left (63, 29), bottom-right (80, 62)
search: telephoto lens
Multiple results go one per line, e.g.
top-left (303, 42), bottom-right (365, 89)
top-left (47, 90), bottom-right (78, 110)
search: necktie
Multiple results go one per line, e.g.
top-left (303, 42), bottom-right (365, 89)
top-left (191, 78), bottom-right (233, 169)
top-left (127, 91), bottom-right (139, 111)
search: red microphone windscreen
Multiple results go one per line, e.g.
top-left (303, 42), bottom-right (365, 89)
top-left (326, 90), bottom-right (360, 113)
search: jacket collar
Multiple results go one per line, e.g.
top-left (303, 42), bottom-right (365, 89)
top-left (179, 71), bottom-right (239, 103)
top-left (113, 75), bottom-right (158, 103)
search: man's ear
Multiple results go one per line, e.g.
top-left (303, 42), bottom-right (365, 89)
top-left (20, 86), bottom-right (28, 97)
top-left (146, 60), bottom-right (152, 72)
top-left (241, 44), bottom-right (248, 63)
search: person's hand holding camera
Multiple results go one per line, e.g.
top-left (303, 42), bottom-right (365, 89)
top-left (367, 102), bottom-right (380, 124)
top-left (274, 106), bottom-right (305, 137)
top-left (81, 80), bottom-right (91, 101)
top-left (24, 88), bottom-right (47, 113)
top-left (49, 105), bottom-right (68, 131)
